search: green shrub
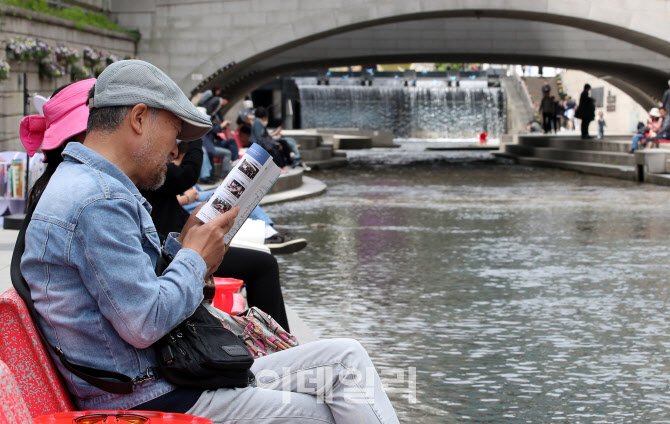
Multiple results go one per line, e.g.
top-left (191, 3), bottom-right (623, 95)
top-left (1, 0), bottom-right (140, 39)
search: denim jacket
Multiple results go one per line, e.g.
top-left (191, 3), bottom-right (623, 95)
top-left (21, 143), bottom-right (207, 410)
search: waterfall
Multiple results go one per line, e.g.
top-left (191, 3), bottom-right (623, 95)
top-left (296, 82), bottom-right (506, 139)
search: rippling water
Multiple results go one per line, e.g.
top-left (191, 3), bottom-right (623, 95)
top-left (264, 147), bottom-right (670, 423)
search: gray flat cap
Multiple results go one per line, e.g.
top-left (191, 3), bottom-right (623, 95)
top-left (90, 60), bottom-right (211, 141)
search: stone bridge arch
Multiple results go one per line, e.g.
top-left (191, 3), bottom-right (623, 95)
top-left (112, 1), bottom-right (670, 108)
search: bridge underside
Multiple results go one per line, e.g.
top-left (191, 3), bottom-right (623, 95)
top-left (191, 17), bottom-right (669, 111)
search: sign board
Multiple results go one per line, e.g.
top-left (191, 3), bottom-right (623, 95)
top-left (606, 90), bottom-right (616, 112)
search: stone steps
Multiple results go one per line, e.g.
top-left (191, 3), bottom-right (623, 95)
top-left (517, 135), bottom-right (630, 152)
top-left (502, 135), bottom-right (638, 183)
top-left (303, 156), bottom-right (349, 170)
top-left (333, 135), bottom-right (373, 149)
top-left (280, 130), bottom-right (348, 169)
top-left (300, 146), bottom-right (335, 162)
top-left (514, 156), bottom-right (637, 180)
top-left (296, 137), bottom-right (320, 150)
top-left (530, 147), bottom-right (635, 166)
top-left (267, 168), bottom-right (303, 194)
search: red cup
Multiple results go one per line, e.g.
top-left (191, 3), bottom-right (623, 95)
top-left (211, 277), bottom-right (244, 313)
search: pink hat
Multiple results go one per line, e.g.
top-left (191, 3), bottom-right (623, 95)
top-left (20, 78), bottom-right (96, 161)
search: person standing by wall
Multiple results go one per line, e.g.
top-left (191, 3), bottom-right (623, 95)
top-left (575, 84), bottom-right (595, 139)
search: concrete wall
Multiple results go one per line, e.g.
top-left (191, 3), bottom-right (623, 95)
top-left (561, 70), bottom-right (644, 135)
top-left (0, 5), bottom-right (135, 151)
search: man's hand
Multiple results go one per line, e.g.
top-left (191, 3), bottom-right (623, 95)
top-left (179, 206), bottom-right (239, 275)
top-left (177, 203), bottom-right (206, 244)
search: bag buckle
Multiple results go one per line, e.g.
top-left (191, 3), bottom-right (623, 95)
top-left (132, 367), bottom-right (157, 387)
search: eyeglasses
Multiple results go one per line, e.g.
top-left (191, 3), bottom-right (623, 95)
top-left (73, 413), bottom-right (150, 424)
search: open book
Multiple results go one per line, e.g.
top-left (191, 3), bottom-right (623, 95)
top-left (196, 143), bottom-right (281, 245)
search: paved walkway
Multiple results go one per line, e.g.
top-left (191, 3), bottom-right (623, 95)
top-left (0, 228), bottom-right (18, 294)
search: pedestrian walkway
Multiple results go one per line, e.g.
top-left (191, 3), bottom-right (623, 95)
top-left (0, 228), bottom-right (19, 294)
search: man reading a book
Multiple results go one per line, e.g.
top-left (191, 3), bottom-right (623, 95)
top-left (20, 60), bottom-right (400, 423)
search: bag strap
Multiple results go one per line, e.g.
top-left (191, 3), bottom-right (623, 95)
top-left (10, 197), bottom-right (143, 395)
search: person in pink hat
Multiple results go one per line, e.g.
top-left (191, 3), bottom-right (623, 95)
top-left (19, 78), bottom-right (96, 208)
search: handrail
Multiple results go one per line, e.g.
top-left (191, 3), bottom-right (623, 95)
top-left (515, 73), bottom-right (534, 110)
top-left (507, 72), bottom-right (535, 116)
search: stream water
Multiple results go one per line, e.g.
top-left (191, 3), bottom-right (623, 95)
top-left (264, 145), bottom-right (670, 423)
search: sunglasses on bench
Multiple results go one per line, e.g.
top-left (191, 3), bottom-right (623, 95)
top-left (73, 413), bottom-right (150, 424)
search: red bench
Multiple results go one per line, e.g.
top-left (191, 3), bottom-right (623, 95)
top-left (0, 359), bottom-right (33, 422)
top-left (0, 288), bottom-right (74, 417)
top-left (0, 288), bottom-right (239, 422)
top-left (652, 139), bottom-right (670, 147)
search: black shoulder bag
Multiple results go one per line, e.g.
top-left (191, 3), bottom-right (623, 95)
top-left (152, 303), bottom-right (254, 389)
top-left (12, 199), bottom-right (254, 394)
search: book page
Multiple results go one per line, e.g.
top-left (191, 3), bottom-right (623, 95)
top-left (196, 143), bottom-right (281, 245)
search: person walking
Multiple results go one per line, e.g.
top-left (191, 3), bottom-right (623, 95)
top-left (539, 93), bottom-right (555, 134)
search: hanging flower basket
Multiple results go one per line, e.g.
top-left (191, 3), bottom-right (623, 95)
top-left (30, 39), bottom-right (51, 61)
top-left (54, 46), bottom-right (80, 66)
top-left (82, 47), bottom-right (104, 67)
top-left (39, 61), bottom-right (64, 79)
top-left (0, 60), bottom-right (10, 81)
top-left (5, 37), bottom-right (34, 61)
top-left (70, 65), bottom-right (92, 82)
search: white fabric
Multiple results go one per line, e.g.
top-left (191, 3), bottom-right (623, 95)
top-left (186, 339), bottom-right (400, 424)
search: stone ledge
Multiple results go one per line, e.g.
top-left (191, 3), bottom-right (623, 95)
top-left (267, 168), bottom-right (302, 194)
top-left (333, 135), bottom-right (372, 150)
top-left (260, 176), bottom-right (326, 206)
top-left (303, 156), bottom-right (348, 170)
top-left (515, 156), bottom-right (636, 181)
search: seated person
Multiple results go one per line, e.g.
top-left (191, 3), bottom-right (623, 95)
top-left (199, 145), bottom-right (214, 182)
top-left (235, 122), bottom-right (252, 149)
top-left (250, 107), bottom-right (291, 168)
top-left (213, 120), bottom-right (239, 163)
top-left (20, 60), bottom-right (399, 422)
top-left (271, 125), bottom-right (310, 170)
top-left (644, 107), bottom-right (670, 147)
top-left (527, 120), bottom-right (543, 133)
top-left (630, 107), bottom-right (663, 153)
top-left (198, 87), bottom-right (227, 122)
top-left (201, 119), bottom-right (232, 178)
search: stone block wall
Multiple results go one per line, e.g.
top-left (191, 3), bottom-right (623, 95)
top-left (0, 5), bottom-right (135, 151)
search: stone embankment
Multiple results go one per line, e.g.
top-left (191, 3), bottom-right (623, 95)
top-left (498, 134), bottom-right (670, 186)
top-left (281, 130), bottom-right (349, 170)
